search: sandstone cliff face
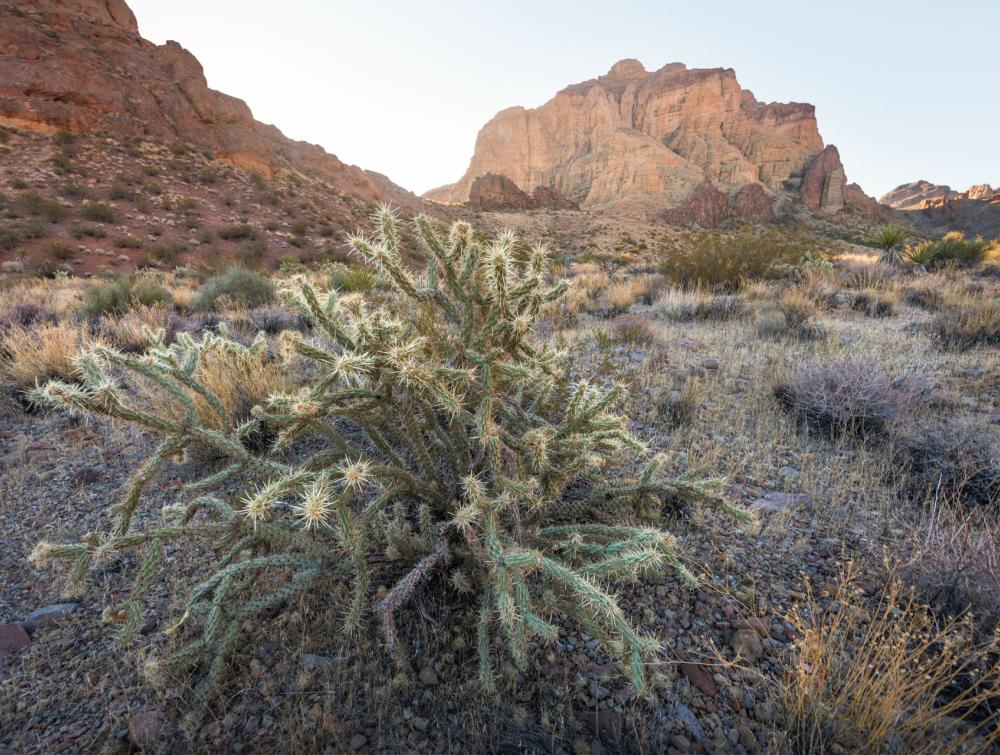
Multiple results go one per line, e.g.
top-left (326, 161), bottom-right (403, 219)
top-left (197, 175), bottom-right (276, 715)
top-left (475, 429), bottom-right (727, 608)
top-left (882, 180), bottom-right (1000, 238)
top-left (426, 59), bottom-right (840, 216)
top-left (880, 180), bottom-right (960, 211)
top-left (0, 0), bottom-right (418, 208)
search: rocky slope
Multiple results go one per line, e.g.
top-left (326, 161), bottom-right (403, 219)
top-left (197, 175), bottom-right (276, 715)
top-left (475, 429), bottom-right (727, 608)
top-left (426, 59), bottom-right (863, 221)
top-left (0, 0), bottom-right (420, 210)
top-left (882, 181), bottom-right (1000, 238)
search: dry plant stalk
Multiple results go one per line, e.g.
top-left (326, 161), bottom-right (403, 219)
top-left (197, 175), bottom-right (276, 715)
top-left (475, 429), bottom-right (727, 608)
top-left (782, 562), bottom-right (1000, 754)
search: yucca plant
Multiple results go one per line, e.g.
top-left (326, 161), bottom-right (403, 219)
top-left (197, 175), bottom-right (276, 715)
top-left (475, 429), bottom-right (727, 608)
top-left (30, 208), bottom-right (743, 697)
top-left (900, 241), bottom-right (941, 267)
top-left (866, 223), bottom-right (908, 264)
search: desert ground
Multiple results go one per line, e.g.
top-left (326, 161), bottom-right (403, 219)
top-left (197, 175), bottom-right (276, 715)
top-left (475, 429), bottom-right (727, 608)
top-left (1, 128), bottom-right (999, 753)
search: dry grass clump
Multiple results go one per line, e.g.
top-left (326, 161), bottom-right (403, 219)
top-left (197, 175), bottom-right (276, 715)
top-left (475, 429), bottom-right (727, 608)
top-left (597, 274), bottom-right (663, 315)
top-left (755, 288), bottom-right (827, 340)
top-left (850, 289), bottom-right (898, 318)
top-left (0, 322), bottom-right (92, 391)
top-left (0, 301), bottom-right (58, 330)
top-left (98, 304), bottom-right (177, 353)
top-left (774, 360), bottom-right (928, 439)
top-left (893, 420), bottom-right (1000, 508)
top-left (608, 314), bottom-right (656, 346)
top-left (780, 567), bottom-right (1000, 754)
top-left (902, 501), bottom-right (1000, 621)
top-left (656, 379), bottom-right (706, 430)
top-left (657, 289), bottom-right (742, 322)
top-left (931, 296), bottom-right (1000, 350)
top-left (129, 328), bottom-right (292, 434)
top-left (840, 259), bottom-right (898, 291)
top-left (557, 271), bottom-right (610, 317)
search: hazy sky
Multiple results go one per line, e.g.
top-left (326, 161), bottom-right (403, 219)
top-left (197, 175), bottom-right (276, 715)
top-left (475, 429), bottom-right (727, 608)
top-left (129, 0), bottom-right (998, 199)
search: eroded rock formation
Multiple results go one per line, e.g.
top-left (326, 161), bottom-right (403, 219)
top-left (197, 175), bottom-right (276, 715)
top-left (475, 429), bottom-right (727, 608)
top-left (0, 0), bottom-right (418, 208)
top-left (882, 180), bottom-right (1000, 238)
top-left (426, 58), bottom-right (853, 217)
top-left (468, 173), bottom-right (578, 211)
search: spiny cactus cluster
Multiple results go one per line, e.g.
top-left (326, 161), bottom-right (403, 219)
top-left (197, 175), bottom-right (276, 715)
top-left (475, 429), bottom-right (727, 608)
top-left (32, 208), bottom-right (744, 697)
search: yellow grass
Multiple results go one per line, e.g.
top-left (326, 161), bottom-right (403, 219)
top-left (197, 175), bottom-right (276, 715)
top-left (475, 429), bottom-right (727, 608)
top-left (780, 564), bottom-right (1000, 754)
top-left (0, 322), bottom-right (94, 391)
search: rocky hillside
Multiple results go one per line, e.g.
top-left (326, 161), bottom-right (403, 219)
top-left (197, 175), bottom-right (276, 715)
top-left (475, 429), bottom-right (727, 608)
top-left (425, 59), bottom-right (874, 221)
top-left (882, 180), bottom-right (1000, 238)
top-left (0, 0), bottom-right (420, 210)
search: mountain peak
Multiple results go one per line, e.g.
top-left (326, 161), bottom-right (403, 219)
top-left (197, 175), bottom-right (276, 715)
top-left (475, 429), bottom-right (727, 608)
top-left (607, 59), bottom-right (647, 78)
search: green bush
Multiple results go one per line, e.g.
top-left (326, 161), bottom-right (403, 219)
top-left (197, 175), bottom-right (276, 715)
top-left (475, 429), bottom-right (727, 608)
top-left (190, 266), bottom-right (276, 311)
top-left (83, 277), bottom-right (172, 318)
top-left (658, 227), bottom-right (812, 290)
top-left (910, 232), bottom-right (987, 269)
top-left (32, 209), bottom-right (742, 698)
top-left (81, 202), bottom-right (118, 224)
top-left (328, 262), bottom-right (375, 293)
top-left (217, 223), bottom-right (258, 241)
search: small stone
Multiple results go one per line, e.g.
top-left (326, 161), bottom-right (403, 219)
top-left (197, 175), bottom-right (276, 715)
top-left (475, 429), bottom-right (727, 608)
top-left (731, 629), bottom-right (763, 662)
top-left (301, 653), bottom-right (334, 674)
top-left (409, 716), bottom-right (429, 732)
top-left (680, 662), bottom-right (717, 697)
top-left (72, 466), bottom-right (103, 485)
top-left (0, 623), bottom-right (30, 654)
top-left (23, 603), bottom-right (79, 632)
top-left (418, 666), bottom-right (438, 685)
top-left (701, 358), bottom-right (719, 370)
top-left (128, 706), bottom-right (162, 749)
top-left (670, 734), bottom-right (692, 751)
top-left (349, 734), bottom-right (368, 750)
top-left (731, 617), bottom-right (768, 637)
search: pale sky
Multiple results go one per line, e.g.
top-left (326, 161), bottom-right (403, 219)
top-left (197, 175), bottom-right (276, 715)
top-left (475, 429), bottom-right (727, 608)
top-left (129, 0), bottom-right (998, 200)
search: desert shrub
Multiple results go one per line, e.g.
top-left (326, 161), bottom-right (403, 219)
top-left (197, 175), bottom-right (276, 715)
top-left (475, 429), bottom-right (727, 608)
top-left (598, 275), bottom-right (663, 315)
top-left (328, 262), bottom-right (375, 293)
top-left (19, 192), bottom-right (68, 222)
top-left (83, 277), bottom-right (172, 318)
top-left (608, 314), bottom-right (655, 346)
top-left (218, 223), bottom-right (259, 241)
top-left (931, 298), bottom-right (1000, 349)
top-left (902, 283), bottom-right (946, 311)
top-left (658, 290), bottom-right (742, 322)
top-left (0, 322), bottom-right (89, 391)
top-left (894, 420), bottom-right (1000, 507)
top-left (81, 202), bottom-right (118, 224)
top-left (0, 302), bottom-right (58, 330)
top-left (656, 380), bottom-right (705, 430)
top-left (658, 227), bottom-right (814, 290)
top-left (902, 501), bottom-right (1000, 620)
top-left (850, 290), bottom-right (896, 318)
top-left (841, 260), bottom-right (897, 291)
top-left (190, 267), bottom-right (276, 312)
top-left (31, 210), bottom-right (742, 697)
top-left (779, 566), bottom-right (1000, 754)
top-left (232, 307), bottom-right (310, 336)
top-left (774, 360), bottom-right (927, 439)
top-left (911, 232), bottom-right (989, 269)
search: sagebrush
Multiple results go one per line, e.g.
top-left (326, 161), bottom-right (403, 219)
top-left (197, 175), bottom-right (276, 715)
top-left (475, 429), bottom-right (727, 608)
top-left (32, 208), bottom-right (742, 697)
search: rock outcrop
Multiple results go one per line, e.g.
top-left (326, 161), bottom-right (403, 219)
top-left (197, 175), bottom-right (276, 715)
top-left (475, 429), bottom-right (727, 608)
top-left (663, 179), bottom-right (778, 227)
top-left (468, 173), bottom-right (579, 211)
top-left (882, 180), bottom-right (1000, 238)
top-left (426, 58), bottom-right (852, 216)
top-left (0, 0), bottom-right (418, 208)
top-left (799, 145), bottom-right (846, 213)
top-left (880, 181), bottom-right (960, 211)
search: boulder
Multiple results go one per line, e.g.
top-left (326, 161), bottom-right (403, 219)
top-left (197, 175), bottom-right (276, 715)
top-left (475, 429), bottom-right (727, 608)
top-left (799, 145), bottom-right (846, 213)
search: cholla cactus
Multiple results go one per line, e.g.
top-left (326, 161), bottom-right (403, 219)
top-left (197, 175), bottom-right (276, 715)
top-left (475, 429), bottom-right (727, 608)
top-left (32, 207), bottom-right (744, 696)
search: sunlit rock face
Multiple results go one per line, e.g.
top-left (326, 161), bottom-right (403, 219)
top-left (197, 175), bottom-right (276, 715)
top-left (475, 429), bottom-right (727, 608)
top-left (426, 58), bottom-right (847, 218)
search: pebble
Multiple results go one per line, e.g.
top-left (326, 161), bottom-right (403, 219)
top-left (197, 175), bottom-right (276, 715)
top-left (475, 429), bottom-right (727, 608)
top-left (349, 734), bottom-right (368, 750)
top-left (418, 666), bottom-right (438, 686)
top-left (23, 603), bottom-right (79, 632)
top-left (730, 629), bottom-right (764, 662)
